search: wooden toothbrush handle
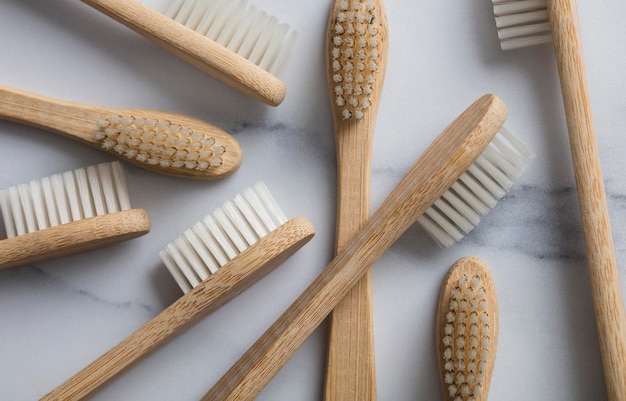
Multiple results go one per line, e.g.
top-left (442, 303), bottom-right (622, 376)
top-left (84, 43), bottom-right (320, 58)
top-left (326, 118), bottom-right (377, 401)
top-left (40, 217), bottom-right (314, 401)
top-left (80, 0), bottom-right (285, 106)
top-left (548, 1), bottom-right (626, 400)
top-left (325, 1), bottom-right (388, 397)
top-left (201, 95), bottom-right (506, 401)
top-left (0, 209), bottom-right (150, 270)
top-left (0, 85), bottom-right (105, 143)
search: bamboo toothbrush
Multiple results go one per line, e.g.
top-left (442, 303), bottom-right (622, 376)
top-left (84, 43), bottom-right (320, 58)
top-left (202, 94), bottom-right (531, 401)
top-left (0, 161), bottom-right (150, 269)
top-left (491, 2), bottom-right (626, 399)
top-left (79, 0), bottom-right (297, 106)
top-left (325, 0), bottom-right (388, 399)
top-left (41, 182), bottom-right (314, 401)
top-left (0, 85), bottom-right (242, 179)
top-left (436, 257), bottom-right (498, 401)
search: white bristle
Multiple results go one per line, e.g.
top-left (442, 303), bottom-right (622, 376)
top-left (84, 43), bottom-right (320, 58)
top-left (29, 179), bottom-right (48, 230)
top-left (75, 168), bottom-right (95, 219)
top-left (165, 0), bottom-right (297, 74)
top-left (491, 0), bottom-right (552, 50)
top-left (0, 161), bottom-right (132, 239)
top-left (41, 177), bottom-right (60, 227)
top-left (160, 182), bottom-right (287, 294)
top-left (418, 128), bottom-right (533, 248)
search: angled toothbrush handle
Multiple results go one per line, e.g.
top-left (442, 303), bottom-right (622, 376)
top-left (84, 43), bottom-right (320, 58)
top-left (201, 95), bottom-right (507, 401)
top-left (548, 1), bottom-right (626, 399)
top-left (80, 0), bottom-right (285, 106)
top-left (40, 217), bottom-right (314, 401)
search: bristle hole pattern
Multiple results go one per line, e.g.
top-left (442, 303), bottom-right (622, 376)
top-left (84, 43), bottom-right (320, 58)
top-left (0, 161), bottom-right (132, 238)
top-left (418, 128), bottom-right (532, 248)
top-left (442, 273), bottom-right (492, 400)
top-left (159, 181), bottom-right (287, 293)
top-left (93, 115), bottom-right (224, 171)
top-left (330, 0), bottom-right (381, 119)
top-left (165, 0), bottom-right (297, 74)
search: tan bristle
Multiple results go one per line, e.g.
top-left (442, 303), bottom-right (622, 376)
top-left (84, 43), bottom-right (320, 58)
top-left (329, 0), bottom-right (384, 120)
top-left (437, 257), bottom-right (498, 401)
top-left (93, 116), bottom-right (226, 171)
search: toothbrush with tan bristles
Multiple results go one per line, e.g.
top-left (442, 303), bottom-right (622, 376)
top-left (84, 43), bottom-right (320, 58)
top-left (436, 257), bottom-right (498, 401)
top-left (40, 182), bottom-right (315, 401)
top-left (325, 0), bottom-right (388, 399)
top-left (201, 94), bottom-right (532, 401)
top-left (0, 85), bottom-right (241, 179)
top-left (79, 0), bottom-right (297, 106)
top-left (491, 1), bottom-right (626, 399)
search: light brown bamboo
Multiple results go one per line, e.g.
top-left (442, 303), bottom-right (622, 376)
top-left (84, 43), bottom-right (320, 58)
top-left (547, 1), bottom-right (626, 399)
top-left (0, 84), bottom-right (241, 179)
top-left (81, 0), bottom-right (286, 106)
top-left (40, 217), bottom-right (315, 401)
top-left (0, 209), bottom-right (150, 269)
top-left (202, 94), bottom-right (507, 401)
top-left (324, 0), bottom-right (389, 399)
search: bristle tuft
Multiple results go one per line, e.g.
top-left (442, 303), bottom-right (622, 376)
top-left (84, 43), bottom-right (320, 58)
top-left (418, 127), bottom-right (533, 247)
top-left (93, 115), bottom-right (226, 171)
top-left (491, 0), bottom-right (552, 50)
top-left (159, 182), bottom-right (287, 294)
top-left (165, 0), bottom-right (297, 75)
top-left (329, 0), bottom-right (383, 120)
top-left (0, 162), bottom-right (131, 238)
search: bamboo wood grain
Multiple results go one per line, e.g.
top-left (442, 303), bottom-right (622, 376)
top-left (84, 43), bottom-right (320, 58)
top-left (202, 94), bottom-right (507, 401)
top-left (40, 216), bottom-right (315, 401)
top-left (436, 257), bottom-right (498, 401)
top-left (324, 1), bottom-right (388, 399)
top-left (0, 209), bottom-right (150, 269)
top-left (80, 0), bottom-right (286, 106)
top-left (0, 85), bottom-right (241, 179)
top-left (547, 2), bottom-right (626, 400)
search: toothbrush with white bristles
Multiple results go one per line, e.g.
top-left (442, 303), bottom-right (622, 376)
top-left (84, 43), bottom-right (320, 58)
top-left (40, 182), bottom-right (314, 401)
top-left (80, 0), bottom-right (297, 106)
top-left (0, 161), bottom-right (150, 269)
top-left (491, 2), bottom-right (626, 399)
top-left (201, 94), bottom-right (531, 401)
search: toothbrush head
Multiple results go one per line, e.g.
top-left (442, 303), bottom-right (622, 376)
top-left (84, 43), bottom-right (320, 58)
top-left (327, 0), bottom-right (388, 120)
top-left (437, 257), bottom-right (499, 401)
top-left (92, 113), bottom-right (242, 179)
top-left (160, 181), bottom-right (290, 293)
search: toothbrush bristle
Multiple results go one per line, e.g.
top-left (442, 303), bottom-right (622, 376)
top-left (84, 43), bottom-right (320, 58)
top-left (439, 259), bottom-right (497, 401)
top-left (329, 0), bottom-right (384, 120)
top-left (418, 127), bottom-right (533, 247)
top-left (93, 116), bottom-right (227, 171)
top-left (0, 161), bottom-right (131, 239)
top-left (491, 0), bottom-right (552, 50)
top-left (159, 182), bottom-right (288, 294)
top-left (165, 0), bottom-right (298, 75)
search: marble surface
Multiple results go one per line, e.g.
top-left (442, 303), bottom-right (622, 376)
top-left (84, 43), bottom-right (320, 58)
top-left (1, 0), bottom-right (626, 400)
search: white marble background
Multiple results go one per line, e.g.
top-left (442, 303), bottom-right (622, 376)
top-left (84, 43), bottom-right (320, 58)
top-left (1, 0), bottom-right (626, 400)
